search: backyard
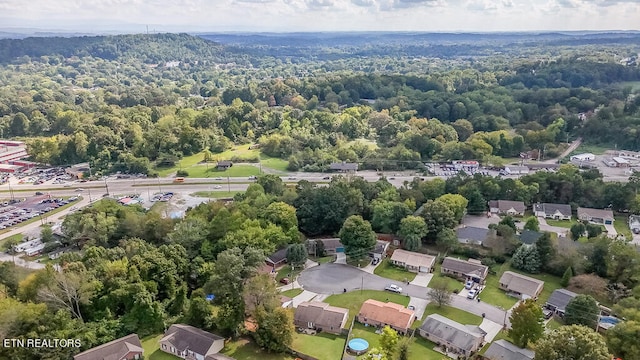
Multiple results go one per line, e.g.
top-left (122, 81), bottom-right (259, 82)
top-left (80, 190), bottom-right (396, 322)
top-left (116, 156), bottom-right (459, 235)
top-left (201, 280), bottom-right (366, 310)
top-left (493, 262), bottom-right (564, 304)
top-left (291, 332), bottom-right (346, 360)
top-left (222, 338), bottom-right (296, 360)
top-left (141, 334), bottom-right (180, 360)
top-left (325, 290), bottom-right (409, 325)
top-left (373, 259), bottom-right (417, 283)
top-left (423, 303), bottom-right (483, 326)
top-left (349, 323), bottom-right (441, 360)
top-left (614, 215), bottom-right (632, 238)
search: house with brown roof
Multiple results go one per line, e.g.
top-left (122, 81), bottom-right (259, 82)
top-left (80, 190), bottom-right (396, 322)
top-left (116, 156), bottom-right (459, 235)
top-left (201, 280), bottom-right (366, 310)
top-left (577, 207), bottom-right (614, 225)
top-left (419, 314), bottom-right (485, 357)
top-left (499, 271), bottom-right (544, 300)
top-left (534, 203), bottom-right (572, 220)
top-left (488, 200), bottom-right (526, 216)
top-left (390, 249), bottom-right (436, 273)
top-left (294, 301), bottom-right (349, 335)
top-left (159, 324), bottom-right (225, 360)
top-left (73, 334), bottom-right (143, 360)
top-left (357, 299), bottom-right (415, 334)
top-left (441, 257), bottom-right (489, 284)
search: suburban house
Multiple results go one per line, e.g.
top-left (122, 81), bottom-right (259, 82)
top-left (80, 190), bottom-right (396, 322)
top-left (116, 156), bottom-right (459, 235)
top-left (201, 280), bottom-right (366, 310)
top-left (418, 314), bottom-right (486, 357)
top-left (488, 200), bottom-right (526, 216)
top-left (216, 160), bottom-right (233, 170)
top-left (456, 226), bottom-right (491, 246)
top-left (357, 299), bottom-right (415, 334)
top-left (389, 249), bottom-right (436, 273)
top-left (280, 295), bottom-right (293, 309)
top-left (159, 324), bottom-right (225, 360)
top-left (66, 162), bottom-right (91, 179)
top-left (294, 301), bottom-right (349, 335)
top-left (498, 271), bottom-right (544, 300)
top-left (484, 339), bottom-right (535, 360)
top-left (629, 215), bottom-right (640, 234)
top-left (545, 289), bottom-right (578, 317)
top-left (73, 334), bottom-right (143, 360)
top-left (504, 165), bottom-right (530, 175)
top-left (533, 203), bottom-right (572, 220)
top-left (307, 238), bottom-right (344, 255)
top-left (577, 207), bottom-right (614, 225)
top-left (441, 257), bottom-right (489, 284)
top-left (517, 230), bottom-right (544, 246)
top-left (369, 240), bottom-right (390, 260)
top-left (329, 162), bottom-right (358, 172)
top-left (266, 247), bottom-right (288, 267)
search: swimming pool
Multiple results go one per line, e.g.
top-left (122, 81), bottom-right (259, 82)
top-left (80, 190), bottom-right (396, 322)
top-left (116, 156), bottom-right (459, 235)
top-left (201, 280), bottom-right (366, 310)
top-left (348, 338), bottom-right (369, 355)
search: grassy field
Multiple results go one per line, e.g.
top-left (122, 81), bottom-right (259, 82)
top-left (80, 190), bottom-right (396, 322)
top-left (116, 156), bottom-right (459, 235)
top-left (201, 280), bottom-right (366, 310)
top-left (432, 263), bottom-right (465, 291)
top-left (260, 156), bottom-right (289, 172)
top-left (141, 334), bottom-right (180, 360)
top-left (614, 215), bottom-right (632, 238)
top-left (573, 143), bottom-right (612, 156)
top-left (325, 290), bottom-right (409, 325)
top-left (222, 338), bottom-right (295, 360)
top-left (180, 164), bottom-right (261, 178)
top-left (373, 259), bottom-right (417, 283)
top-left (423, 303), bottom-right (483, 325)
top-left (544, 218), bottom-right (576, 228)
top-left (281, 288), bottom-right (303, 298)
top-left (0, 233), bottom-right (23, 250)
top-left (618, 81), bottom-right (640, 91)
top-left (291, 332), bottom-right (346, 360)
top-left (191, 191), bottom-right (241, 198)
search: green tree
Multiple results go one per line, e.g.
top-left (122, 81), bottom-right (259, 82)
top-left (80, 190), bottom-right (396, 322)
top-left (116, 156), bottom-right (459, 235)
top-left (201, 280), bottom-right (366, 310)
top-left (606, 295), bottom-right (640, 359)
top-left (257, 174), bottom-right (285, 196)
top-left (339, 215), bottom-right (376, 260)
top-left (534, 325), bottom-right (610, 360)
top-left (524, 217), bottom-right (540, 231)
top-left (286, 243), bottom-right (308, 269)
top-left (565, 295), bottom-right (600, 329)
top-left (397, 338), bottom-right (410, 360)
top-left (511, 245), bottom-right (541, 273)
top-left (398, 215), bottom-right (427, 251)
top-left (185, 289), bottom-right (216, 330)
top-left (586, 223), bottom-right (603, 238)
top-left (499, 215), bottom-right (517, 232)
top-left (570, 222), bottom-right (586, 240)
top-left (261, 201), bottom-right (298, 231)
top-left (435, 194), bottom-right (468, 222)
top-left (371, 200), bottom-right (412, 234)
top-left (379, 325), bottom-right (399, 359)
top-left (508, 299), bottom-right (544, 348)
top-left (243, 274), bottom-right (280, 316)
top-left (167, 216), bottom-right (209, 258)
top-left (535, 233), bottom-right (555, 269)
top-left (40, 225), bottom-right (54, 243)
top-left (418, 199), bottom-right (457, 239)
top-left (435, 228), bottom-right (458, 253)
top-left (561, 266), bottom-right (574, 287)
top-left (427, 278), bottom-right (452, 307)
top-left (253, 306), bottom-right (294, 352)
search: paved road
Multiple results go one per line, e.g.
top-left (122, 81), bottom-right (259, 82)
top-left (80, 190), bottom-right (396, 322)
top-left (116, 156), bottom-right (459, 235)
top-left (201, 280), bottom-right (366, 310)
top-left (0, 251), bottom-right (46, 269)
top-left (543, 137), bottom-right (582, 164)
top-left (298, 263), bottom-right (510, 327)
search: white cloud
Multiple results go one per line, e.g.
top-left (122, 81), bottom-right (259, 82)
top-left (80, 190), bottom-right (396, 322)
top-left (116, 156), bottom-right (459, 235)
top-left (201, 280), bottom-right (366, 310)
top-left (0, 0), bottom-right (637, 31)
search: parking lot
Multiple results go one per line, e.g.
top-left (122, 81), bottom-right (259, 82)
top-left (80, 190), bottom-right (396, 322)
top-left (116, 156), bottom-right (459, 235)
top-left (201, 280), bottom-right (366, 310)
top-left (0, 195), bottom-right (79, 230)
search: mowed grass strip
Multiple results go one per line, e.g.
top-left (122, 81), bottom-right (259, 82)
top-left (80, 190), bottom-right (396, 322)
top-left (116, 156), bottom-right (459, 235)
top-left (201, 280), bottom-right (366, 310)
top-left (222, 337), bottom-right (295, 360)
top-left (373, 259), bottom-right (417, 283)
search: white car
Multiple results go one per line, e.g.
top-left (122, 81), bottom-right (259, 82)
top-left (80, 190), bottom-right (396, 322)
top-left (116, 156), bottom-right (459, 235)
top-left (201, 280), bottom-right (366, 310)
top-left (385, 284), bottom-right (403, 293)
top-left (467, 289), bottom-right (477, 299)
top-left (213, 185), bottom-right (222, 189)
top-left (465, 281), bottom-right (474, 289)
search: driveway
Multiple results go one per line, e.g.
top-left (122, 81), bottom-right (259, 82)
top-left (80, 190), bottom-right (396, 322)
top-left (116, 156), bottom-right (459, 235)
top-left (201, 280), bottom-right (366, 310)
top-left (534, 217), bottom-right (569, 237)
top-left (462, 214), bottom-right (500, 228)
top-left (292, 290), bottom-right (319, 308)
top-left (604, 224), bottom-right (617, 237)
top-left (335, 253), bottom-right (346, 264)
top-left (410, 273), bottom-right (433, 287)
top-left (408, 297), bottom-right (429, 321)
top-left (479, 319), bottom-right (504, 342)
top-left (297, 263), bottom-right (510, 326)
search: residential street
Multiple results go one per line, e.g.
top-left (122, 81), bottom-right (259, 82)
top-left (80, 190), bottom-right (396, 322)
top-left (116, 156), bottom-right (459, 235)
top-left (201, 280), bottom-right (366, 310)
top-left (298, 263), bottom-right (510, 327)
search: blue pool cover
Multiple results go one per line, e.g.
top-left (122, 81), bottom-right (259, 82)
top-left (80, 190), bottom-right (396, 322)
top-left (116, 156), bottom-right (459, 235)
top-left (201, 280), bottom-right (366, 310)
top-left (348, 338), bottom-right (369, 352)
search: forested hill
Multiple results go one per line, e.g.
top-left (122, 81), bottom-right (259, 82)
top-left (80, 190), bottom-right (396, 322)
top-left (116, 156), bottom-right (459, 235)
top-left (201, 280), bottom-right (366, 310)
top-left (0, 33), bottom-right (238, 64)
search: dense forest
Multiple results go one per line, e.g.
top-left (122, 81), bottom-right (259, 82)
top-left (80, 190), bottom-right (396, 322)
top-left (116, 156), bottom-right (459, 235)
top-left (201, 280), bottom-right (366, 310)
top-left (0, 33), bottom-right (638, 175)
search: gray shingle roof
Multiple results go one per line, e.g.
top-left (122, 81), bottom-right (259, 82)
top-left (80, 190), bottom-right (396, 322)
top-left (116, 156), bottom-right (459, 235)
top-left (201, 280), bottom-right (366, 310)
top-left (499, 271), bottom-right (544, 298)
top-left (484, 339), bottom-right (534, 360)
top-left (489, 200), bottom-right (526, 213)
top-left (577, 207), bottom-right (614, 221)
top-left (73, 334), bottom-right (142, 360)
top-left (456, 226), bottom-right (490, 244)
top-left (419, 314), bottom-right (485, 353)
top-left (441, 257), bottom-right (489, 280)
top-left (267, 247), bottom-right (288, 265)
top-left (536, 203), bottom-right (572, 217)
top-left (545, 289), bottom-right (577, 313)
top-left (294, 302), bottom-right (348, 331)
top-left (518, 230), bottom-right (544, 245)
top-left (160, 324), bottom-right (223, 356)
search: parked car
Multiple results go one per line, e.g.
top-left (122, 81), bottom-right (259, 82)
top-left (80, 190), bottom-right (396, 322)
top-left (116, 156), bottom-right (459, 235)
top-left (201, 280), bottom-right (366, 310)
top-left (322, 176), bottom-right (331, 180)
top-left (372, 257), bottom-right (380, 265)
top-left (35, 192), bottom-right (44, 195)
top-left (385, 284), bottom-right (403, 293)
top-left (467, 289), bottom-right (477, 299)
top-left (280, 278), bottom-right (290, 285)
top-left (465, 281), bottom-right (474, 289)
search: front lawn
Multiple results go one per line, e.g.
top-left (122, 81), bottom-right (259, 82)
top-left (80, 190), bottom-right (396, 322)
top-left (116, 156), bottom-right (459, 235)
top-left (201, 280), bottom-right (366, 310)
top-left (481, 265), bottom-right (523, 310)
top-left (545, 218), bottom-right (576, 228)
top-left (260, 156), bottom-right (289, 172)
top-left (276, 265), bottom-right (303, 282)
top-left (325, 290), bottom-right (409, 325)
top-left (347, 256), bottom-right (371, 268)
top-left (614, 215), bottom-right (632, 238)
top-left (311, 256), bottom-right (334, 264)
top-left (141, 334), bottom-right (180, 360)
top-left (222, 337), bottom-right (295, 360)
top-left (423, 303), bottom-right (483, 325)
top-left (281, 288), bottom-right (303, 298)
top-left (374, 259), bottom-right (417, 283)
top-left (291, 332), bottom-right (346, 360)
top-left (432, 263), bottom-right (465, 291)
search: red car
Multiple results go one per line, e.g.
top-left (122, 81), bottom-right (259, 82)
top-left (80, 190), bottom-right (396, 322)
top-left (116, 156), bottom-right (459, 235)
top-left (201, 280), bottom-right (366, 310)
top-left (280, 278), bottom-right (290, 285)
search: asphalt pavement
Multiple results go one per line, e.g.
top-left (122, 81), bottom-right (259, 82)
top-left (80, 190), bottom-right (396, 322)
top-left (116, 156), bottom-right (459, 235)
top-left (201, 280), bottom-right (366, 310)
top-left (298, 263), bottom-right (510, 327)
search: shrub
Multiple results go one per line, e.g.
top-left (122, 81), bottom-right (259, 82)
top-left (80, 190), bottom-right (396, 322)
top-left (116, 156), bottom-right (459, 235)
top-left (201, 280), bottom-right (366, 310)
top-left (176, 169), bottom-right (189, 177)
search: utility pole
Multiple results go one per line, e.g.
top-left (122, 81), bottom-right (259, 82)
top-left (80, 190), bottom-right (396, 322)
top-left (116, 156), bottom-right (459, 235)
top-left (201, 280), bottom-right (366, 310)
top-left (157, 177), bottom-right (162, 194)
top-left (103, 177), bottom-right (109, 195)
top-left (227, 176), bottom-right (231, 193)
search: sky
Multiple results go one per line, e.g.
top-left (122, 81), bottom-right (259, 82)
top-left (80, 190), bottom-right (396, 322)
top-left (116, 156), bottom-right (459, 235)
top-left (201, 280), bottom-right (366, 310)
top-left (0, 0), bottom-right (639, 33)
